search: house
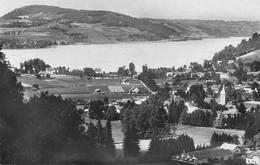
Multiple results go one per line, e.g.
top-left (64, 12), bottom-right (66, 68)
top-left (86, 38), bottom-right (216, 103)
top-left (171, 148), bottom-right (234, 164)
top-left (244, 84), bottom-right (254, 93)
top-left (220, 143), bottom-right (241, 154)
top-left (38, 68), bottom-right (56, 78)
top-left (211, 84), bottom-right (220, 93)
top-left (93, 89), bottom-right (105, 95)
top-left (216, 72), bottom-right (229, 79)
top-left (38, 71), bottom-right (49, 78)
top-left (222, 107), bottom-right (238, 116)
top-left (228, 60), bottom-right (235, 65)
top-left (244, 101), bottom-right (260, 110)
top-left (246, 150), bottom-right (260, 165)
top-left (248, 71), bottom-right (260, 77)
top-left (129, 86), bottom-right (139, 94)
top-left (122, 79), bottom-right (130, 85)
top-left (46, 67), bottom-right (56, 75)
top-left (94, 68), bottom-right (102, 74)
top-left (166, 72), bottom-right (173, 77)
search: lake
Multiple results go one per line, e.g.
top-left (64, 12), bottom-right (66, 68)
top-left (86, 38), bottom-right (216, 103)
top-left (4, 37), bottom-right (247, 72)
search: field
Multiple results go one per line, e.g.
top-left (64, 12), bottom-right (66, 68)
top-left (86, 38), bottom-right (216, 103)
top-left (83, 116), bottom-right (245, 158)
top-left (18, 74), bottom-right (149, 101)
top-left (176, 125), bottom-right (245, 146)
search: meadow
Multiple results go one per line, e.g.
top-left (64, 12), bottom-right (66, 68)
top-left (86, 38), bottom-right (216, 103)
top-left (18, 74), bottom-right (149, 101)
top-left (84, 116), bottom-right (245, 158)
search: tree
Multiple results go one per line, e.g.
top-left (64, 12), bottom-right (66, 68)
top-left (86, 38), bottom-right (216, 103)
top-left (252, 82), bottom-right (259, 90)
top-left (142, 64), bottom-right (148, 73)
top-left (168, 101), bottom-right (186, 124)
top-left (83, 67), bottom-right (95, 77)
top-left (104, 120), bottom-right (116, 158)
top-left (86, 121), bottom-right (97, 143)
top-left (117, 67), bottom-right (125, 76)
top-left (189, 84), bottom-right (206, 107)
top-left (238, 103), bottom-right (246, 114)
top-left (106, 105), bottom-right (119, 121)
top-left (96, 119), bottom-right (105, 147)
top-left (21, 58), bottom-right (49, 73)
top-left (89, 100), bottom-right (105, 119)
top-left (15, 92), bottom-right (92, 163)
top-left (123, 125), bottom-right (140, 158)
top-left (129, 62), bottom-right (136, 77)
top-left (0, 45), bottom-right (27, 163)
top-left (245, 112), bottom-right (256, 140)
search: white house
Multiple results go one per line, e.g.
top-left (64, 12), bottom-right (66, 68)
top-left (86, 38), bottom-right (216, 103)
top-left (220, 143), bottom-right (241, 154)
top-left (166, 72), bottom-right (173, 77)
top-left (46, 67), bottom-right (56, 75)
top-left (246, 151), bottom-right (260, 165)
top-left (94, 68), bottom-right (102, 74)
top-left (217, 72), bottom-right (229, 79)
top-left (129, 86), bottom-right (139, 94)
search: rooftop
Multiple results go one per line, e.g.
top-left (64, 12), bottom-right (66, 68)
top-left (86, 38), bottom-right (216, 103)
top-left (220, 143), bottom-right (239, 151)
top-left (172, 148), bottom-right (233, 163)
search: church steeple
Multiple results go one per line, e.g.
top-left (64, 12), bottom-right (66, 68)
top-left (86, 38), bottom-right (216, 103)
top-left (220, 84), bottom-right (226, 105)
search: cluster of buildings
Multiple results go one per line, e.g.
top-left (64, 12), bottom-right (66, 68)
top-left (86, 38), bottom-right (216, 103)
top-left (171, 143), bottom-right (241, 164)
top-left (171, 142), bottom-right (260, 165)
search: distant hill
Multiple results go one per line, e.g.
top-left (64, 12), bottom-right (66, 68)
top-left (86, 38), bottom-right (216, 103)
top-left (0, 5), bottom-right (259, 48)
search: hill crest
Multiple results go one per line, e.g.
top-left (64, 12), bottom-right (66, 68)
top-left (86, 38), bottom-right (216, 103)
top-left (0, 5), bottom-right (259, 48)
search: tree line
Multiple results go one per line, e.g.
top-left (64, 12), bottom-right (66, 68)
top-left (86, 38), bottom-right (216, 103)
top-left (210, 132), bottom-right (240, 147)
top-left (1, 38), bottom-right (58, 49)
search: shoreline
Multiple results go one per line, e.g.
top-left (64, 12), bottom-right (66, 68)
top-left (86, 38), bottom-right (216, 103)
top-left (2, 36), bottom-right (250, 50)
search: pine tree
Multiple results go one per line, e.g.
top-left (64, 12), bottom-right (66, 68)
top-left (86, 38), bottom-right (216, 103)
top-left (238, 103), bottom-right (246, 114)
top-left (245, 112), bottom-right (256, 140)
top-left (86, 121), bottom-right (97, 143)
top-left (104, 120), bottom-right (116, 158)
top-left (96, 119), bottom-right (105, 147)
top-left (168, 101), bottom-right (176, 123)
top-left (123, 125), bottom-right (140, 158)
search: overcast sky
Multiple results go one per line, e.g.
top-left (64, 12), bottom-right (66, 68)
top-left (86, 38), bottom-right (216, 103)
top-left (1, 0), bottom-right (259, 21)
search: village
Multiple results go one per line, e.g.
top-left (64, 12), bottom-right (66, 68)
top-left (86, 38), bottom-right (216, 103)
top-left (11, 43), bottom-right (260, 164)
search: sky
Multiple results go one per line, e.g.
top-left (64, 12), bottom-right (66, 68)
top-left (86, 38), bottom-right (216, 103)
top-left (0, 0), bottom-right (259, 21)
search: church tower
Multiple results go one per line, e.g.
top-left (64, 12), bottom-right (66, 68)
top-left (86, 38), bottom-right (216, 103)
top-left (220, 84), bottom-right (226, 105)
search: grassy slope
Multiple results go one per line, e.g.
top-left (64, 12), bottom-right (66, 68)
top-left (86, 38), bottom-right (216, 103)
top-left (176, 125), bottom-right (245, 146)
top-left (83, 118), bottom-right (245, 158)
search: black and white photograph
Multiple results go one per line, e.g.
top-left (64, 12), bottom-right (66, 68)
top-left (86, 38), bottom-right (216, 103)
top-left (0, 0), bottom-right (260, 164)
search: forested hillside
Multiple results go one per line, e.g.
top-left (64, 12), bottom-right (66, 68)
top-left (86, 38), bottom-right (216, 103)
top-left (213, 33), bottom-right (260, 62)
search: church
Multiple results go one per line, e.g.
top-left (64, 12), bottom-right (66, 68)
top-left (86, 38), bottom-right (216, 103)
top-left (220, 84), bottom-right (226, 105)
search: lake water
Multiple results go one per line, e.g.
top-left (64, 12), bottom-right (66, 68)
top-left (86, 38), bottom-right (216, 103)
top-left (4, 37), bottom-right (247, 72)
